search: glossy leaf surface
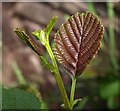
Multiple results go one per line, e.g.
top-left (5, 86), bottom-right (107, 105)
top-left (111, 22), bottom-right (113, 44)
top-left (53, 12), bottom-right (104, 77)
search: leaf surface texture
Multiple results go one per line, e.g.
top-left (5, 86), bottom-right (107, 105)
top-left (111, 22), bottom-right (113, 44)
top-left (53, 12), bottom-right (104, 77)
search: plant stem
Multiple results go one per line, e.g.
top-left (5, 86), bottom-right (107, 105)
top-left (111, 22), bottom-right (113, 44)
top-left (70, 77), bottom-right (76, 107)
top-left (45, 43), bottom-right (71, 109)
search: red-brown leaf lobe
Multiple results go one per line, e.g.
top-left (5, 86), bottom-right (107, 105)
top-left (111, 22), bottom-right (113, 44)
top-left (53, 12), bottom-right (104, 77)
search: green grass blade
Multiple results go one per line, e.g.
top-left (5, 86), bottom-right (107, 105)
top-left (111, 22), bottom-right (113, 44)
top-left (12, 61), bottom-right (26, 85)
top-left (87, 2), bottom-right (97, 14)
top-left (107, 2), bottom-right (118, 70)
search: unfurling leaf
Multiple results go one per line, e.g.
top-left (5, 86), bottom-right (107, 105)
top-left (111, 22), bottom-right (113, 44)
top-left (53, 12), bottom-right (104, 77)
top-left (45, 16), bottom-right (58, 42)
top-left (32, 16), bottom-right (58, 45)
top-left (32, 30), bottom-right (46, 46)
top-left (14, 28), bottom-right (43, 56)
top-left (32, 16), bottom-right (58, 46)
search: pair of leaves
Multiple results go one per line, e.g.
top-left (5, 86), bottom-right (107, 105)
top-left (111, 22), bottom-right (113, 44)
top-left (53, 12), bottom-right (104, 77)
top-left (14, 12), bottom-right (104, 78)
top-left (14, 16), bottom-right (58, 55)
top-left (14, 17), bottom-right (59, 79)
top-left (32, 16), bottom-right (58, 46)
top-left (14, 16), bottom-right (58, 74)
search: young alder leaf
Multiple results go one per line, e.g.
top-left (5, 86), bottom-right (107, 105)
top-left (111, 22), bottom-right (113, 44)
top-left (45, 16), bottom-right (58, 41)
top-left (2, 88), bottom-right (41, 109)
top-left (53, 12), bottom-right (104, 77)
top-left (32, 30), bottom-right (41, 40)
top-left (14, 28), bottom-right (43, 56)
top-left (32, 16), bottom-right (58, 45)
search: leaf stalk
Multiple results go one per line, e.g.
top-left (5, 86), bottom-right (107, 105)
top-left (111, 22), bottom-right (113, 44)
top-left (70, 77), bottom-right (76, 108)
top-left (45, 42), bottom-right (71, 109)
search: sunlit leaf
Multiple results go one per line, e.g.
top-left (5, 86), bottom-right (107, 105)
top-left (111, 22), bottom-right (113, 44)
top-left (32, 30), bottom-right (41, 40)
top-left (45, 16), bottom-right (58, 41)
top-left (53, 12), bottom-right (104, 77)
top-left (32, 16), bottom-right (58, 45)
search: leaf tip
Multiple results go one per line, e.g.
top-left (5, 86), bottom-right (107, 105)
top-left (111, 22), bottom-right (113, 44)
top-left (53, 16), bottom-right (58, 20)
top-left (13, 27), bottom-right (20, 33)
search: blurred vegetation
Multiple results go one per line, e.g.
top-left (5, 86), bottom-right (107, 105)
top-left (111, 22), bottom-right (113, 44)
top-left (73, 2), bottom-right (119, 109)
top-left (12, 61), bottom-right (48, 109)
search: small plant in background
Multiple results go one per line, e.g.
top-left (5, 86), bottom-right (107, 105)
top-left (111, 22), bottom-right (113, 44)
top-left (2, 12), bottom-right (104, 110)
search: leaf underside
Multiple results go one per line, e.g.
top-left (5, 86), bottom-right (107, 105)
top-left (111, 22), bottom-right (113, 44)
top-left (14, 28), bottom-right (43, 56)
top-left (53, 12), bottom-right (104, 77)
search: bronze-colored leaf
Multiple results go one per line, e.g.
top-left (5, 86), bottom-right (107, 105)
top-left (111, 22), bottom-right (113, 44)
top-left (53, 12), bottom-right (104, 77)
top-left (14, 28), bottom-right (43, 56)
